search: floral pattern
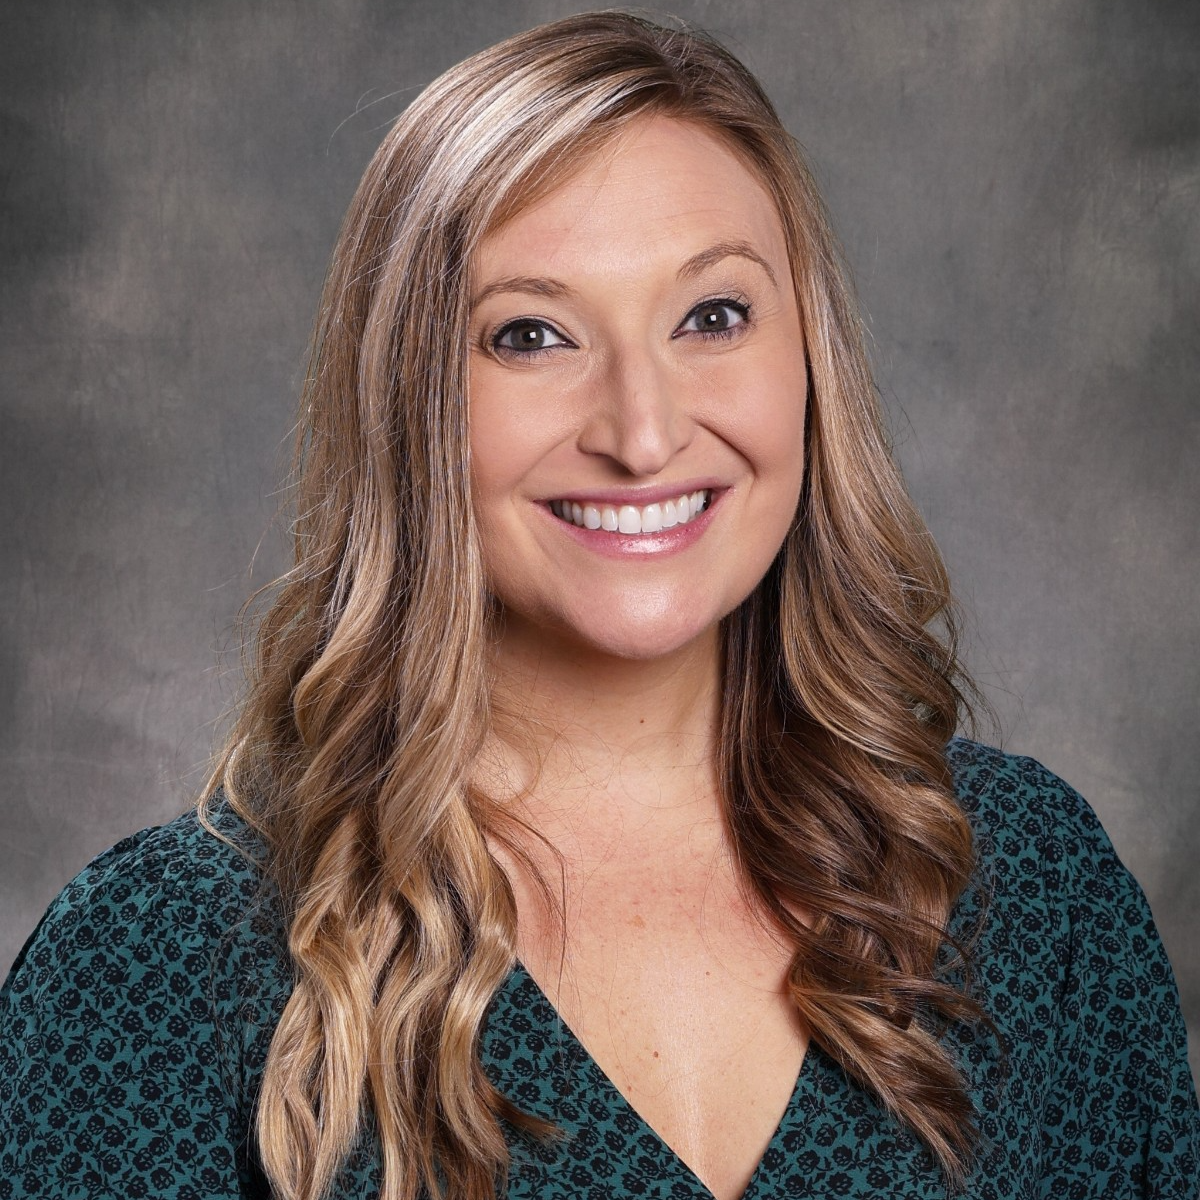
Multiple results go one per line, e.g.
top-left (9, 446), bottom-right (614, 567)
top-left (2, 740), bottom-right (1197, 1197)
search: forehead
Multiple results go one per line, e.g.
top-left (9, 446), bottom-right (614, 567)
top-left (473, 115), bottom-right (788, 283)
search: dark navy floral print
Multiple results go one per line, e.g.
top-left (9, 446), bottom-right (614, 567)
top-left (2, 740), bottom-right (1197, 1197)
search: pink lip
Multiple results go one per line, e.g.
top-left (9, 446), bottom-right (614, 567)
top-left (541, 479), bottom-right (723, 507)
top-left (542, 488), bottom-right (724, 558)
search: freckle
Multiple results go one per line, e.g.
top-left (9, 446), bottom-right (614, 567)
top-left (631, 914), bottom-right (646, 928)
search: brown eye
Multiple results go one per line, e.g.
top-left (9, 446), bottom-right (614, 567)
top-left (677, 299), bottom-right (750, 338)
top-left (493, 320), bottom-right (570, 354)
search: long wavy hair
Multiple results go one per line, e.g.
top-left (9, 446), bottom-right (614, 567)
top-left (208, 11), bottom-right (985, 1199)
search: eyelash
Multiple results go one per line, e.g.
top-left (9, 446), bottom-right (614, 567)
top-left (488, 295), bottom-right (753, 359)
top-left (489, 319), bottom-right (574, 359)
top-left (676, 296), bottom-right (752, 342)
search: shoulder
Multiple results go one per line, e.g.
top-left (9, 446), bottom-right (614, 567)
top-left (947, 735), bottom-right (1092, 832)
top-left (6, 795), bottom-right (282, 996)
top-left (945, 736), bottom-right (1129, 894)
top-left (1, 796), bottom-right (293, 1183)
top-left (942, 738), bottom-right (1186, 1077)
top-left (943, 737), bottom-right (1168, 981)
top-left (944, 745), bottom-right (1200, 1189)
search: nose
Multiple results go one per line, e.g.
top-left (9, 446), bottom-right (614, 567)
top-left (576, 342), bottom-right (694, 477)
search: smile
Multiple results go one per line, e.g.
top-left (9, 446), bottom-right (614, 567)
top-left (548, 490), bottom-right (711, 535)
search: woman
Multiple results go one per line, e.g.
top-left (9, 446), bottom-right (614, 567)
top-left (1, 11), bottom-right (1196, 1200)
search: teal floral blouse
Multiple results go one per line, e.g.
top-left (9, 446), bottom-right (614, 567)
top-left (2, 740), bottom-right (1198, 1198)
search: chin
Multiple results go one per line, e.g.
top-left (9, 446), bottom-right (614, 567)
top-left (496, 586), bottom-right (740, 664)
top-left (554, 603), bottom-right (725, 663)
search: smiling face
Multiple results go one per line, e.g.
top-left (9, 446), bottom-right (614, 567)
top-left (467, 115), bottom-right (808, 663)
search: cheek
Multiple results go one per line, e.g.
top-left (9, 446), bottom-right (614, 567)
top-left (721, 374), bottom-right (807, 584)
top-left (755, 386), bottom-right (806, 471)
top-left (468, 361), bottom-right (577, 502)
top-left (469, 400), bottom-right (529, 501)
top-left (711, 358), bottom-right (807, 496)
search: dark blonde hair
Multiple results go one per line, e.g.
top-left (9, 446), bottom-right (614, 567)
top-left (210, 12), bottom-right (984, 1199)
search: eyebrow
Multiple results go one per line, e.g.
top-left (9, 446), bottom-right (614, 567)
top-left (471, 274), bottom-right (575, 309)
top-left (469, 238), bottom-right (778, 310)
top-left (678, 239), bottom-right (777, 287)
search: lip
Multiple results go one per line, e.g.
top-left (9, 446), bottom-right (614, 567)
top-left (540, 478), bottom-right (724, 508)
top-left (541, 487), bottom-right (725, 558)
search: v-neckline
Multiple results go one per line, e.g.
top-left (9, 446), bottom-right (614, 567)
top-left (489, 959), bottom-right (816, 1200)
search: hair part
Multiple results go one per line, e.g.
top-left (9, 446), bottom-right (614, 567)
top-left (210, 11), bottom-right (988, 1198)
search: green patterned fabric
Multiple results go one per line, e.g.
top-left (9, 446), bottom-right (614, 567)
top-left (2, 740), bottom-right (1198, 1198)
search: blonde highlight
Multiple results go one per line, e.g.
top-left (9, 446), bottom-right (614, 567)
top-left (209, 12), bottom-right (989, 1198)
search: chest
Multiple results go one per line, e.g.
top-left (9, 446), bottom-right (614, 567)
top-left (477, 966), bottom-right (971, 1200)
top-left (509, 854), bottom-right (809, 1200)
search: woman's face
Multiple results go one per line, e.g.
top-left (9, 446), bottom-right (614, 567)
top-left (468, 115), bottom-right (807, 661)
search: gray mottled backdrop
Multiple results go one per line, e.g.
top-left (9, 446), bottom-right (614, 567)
top-left (3, 0), bottom-right (1198, 1082)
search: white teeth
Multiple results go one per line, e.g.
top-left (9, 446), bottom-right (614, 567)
top-left (550, 490), bottom-right (711, 534)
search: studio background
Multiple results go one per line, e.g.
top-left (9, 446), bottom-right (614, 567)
top-left (3, 0), bottom-right (1197, 1081)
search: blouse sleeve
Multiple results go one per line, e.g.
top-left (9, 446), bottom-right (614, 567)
top-left (0, 817), bottom-right (277, 1200)
top-left (1025, 758), bottom-right (1200, 1199)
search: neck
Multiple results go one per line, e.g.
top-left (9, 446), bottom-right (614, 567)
top-left (477, 616), bottom-right (725, 840)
